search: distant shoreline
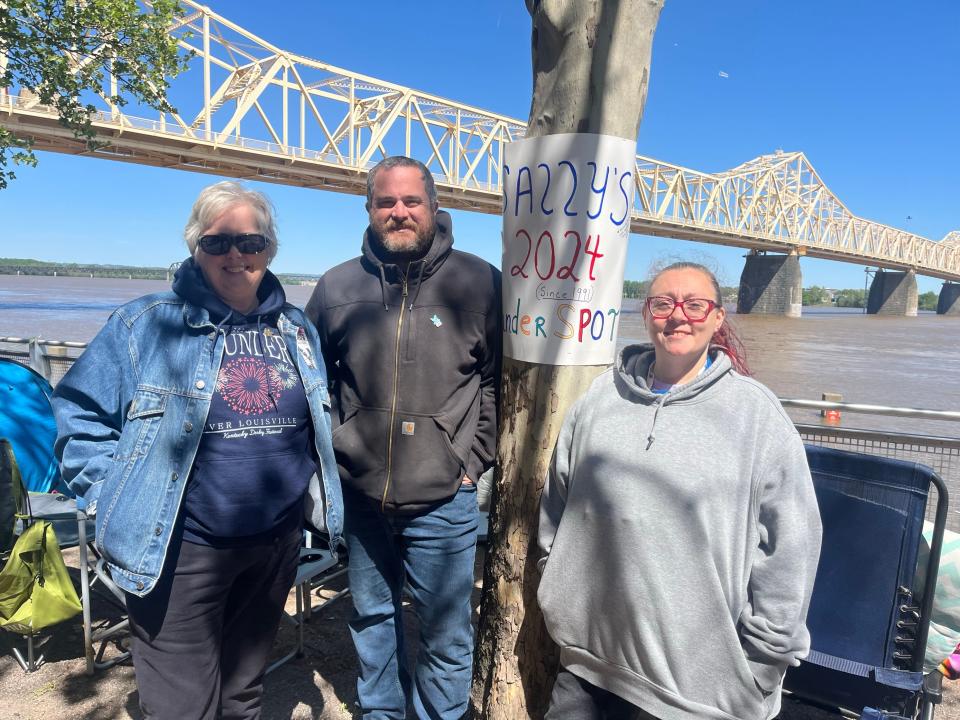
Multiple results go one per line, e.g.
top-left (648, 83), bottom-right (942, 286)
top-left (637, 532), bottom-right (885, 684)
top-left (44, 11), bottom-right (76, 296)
top-left (0, 259), bottom-right (320, 286)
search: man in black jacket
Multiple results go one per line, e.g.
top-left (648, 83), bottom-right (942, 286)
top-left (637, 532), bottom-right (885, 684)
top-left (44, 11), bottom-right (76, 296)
top-left (306, 156), bottom-right (501, 719)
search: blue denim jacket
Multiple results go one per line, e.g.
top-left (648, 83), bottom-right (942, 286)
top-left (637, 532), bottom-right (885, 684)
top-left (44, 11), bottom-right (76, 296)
top-left (52, 292), bottom-right (344, 597)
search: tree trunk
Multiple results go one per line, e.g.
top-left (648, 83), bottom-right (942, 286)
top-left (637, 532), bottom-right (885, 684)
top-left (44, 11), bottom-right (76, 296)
top-left (471, 2), bottom-right (664, 718)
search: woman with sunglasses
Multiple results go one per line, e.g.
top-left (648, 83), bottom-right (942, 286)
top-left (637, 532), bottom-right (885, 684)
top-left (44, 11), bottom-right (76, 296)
top-left (53, 181), bottom-right (343, 720)
top-left (538, 261), bottom-right (821, 720)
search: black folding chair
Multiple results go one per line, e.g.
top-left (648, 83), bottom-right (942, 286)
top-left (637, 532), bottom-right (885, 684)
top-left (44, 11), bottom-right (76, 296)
top-left (784, 445), bottom-right (948, 720)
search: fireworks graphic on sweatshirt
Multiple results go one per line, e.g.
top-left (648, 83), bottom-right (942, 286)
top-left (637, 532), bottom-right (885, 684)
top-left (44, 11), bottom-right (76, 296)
top-left (216, 357), bottom-right (286, 415)
top-left (269, 362), bottom-right (299, 390)
top-left (217, 358), bottom-right (301, 414)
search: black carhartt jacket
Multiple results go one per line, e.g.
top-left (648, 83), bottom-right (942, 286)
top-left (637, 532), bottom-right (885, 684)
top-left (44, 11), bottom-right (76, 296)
top-left (306, 211), bottom-right (501, 512)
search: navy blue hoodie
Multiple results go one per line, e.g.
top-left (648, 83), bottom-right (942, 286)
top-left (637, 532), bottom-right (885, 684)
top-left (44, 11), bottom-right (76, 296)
top-left (173, 258), bottom-right (313, 545)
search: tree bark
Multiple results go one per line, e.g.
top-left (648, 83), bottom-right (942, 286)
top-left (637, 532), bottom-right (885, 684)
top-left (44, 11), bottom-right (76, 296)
top-left (471, 2), bottom-right (664, 718)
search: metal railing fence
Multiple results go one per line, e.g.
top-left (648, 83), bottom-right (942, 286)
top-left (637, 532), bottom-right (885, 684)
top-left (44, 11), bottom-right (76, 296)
top-left (0, 337), bottom-right (87, 387)
top-left (796, 424), bottom-right (960, 531)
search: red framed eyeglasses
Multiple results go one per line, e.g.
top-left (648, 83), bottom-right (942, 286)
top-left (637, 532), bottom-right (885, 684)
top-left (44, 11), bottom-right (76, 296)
top-left (644, 296), bottom-right (718, 322)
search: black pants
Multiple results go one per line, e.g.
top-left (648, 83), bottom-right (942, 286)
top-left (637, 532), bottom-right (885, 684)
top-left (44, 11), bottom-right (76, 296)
top-left (545, 666), bottom-right (659, 720)
top-left (125, 527), bottom-right (301, 720)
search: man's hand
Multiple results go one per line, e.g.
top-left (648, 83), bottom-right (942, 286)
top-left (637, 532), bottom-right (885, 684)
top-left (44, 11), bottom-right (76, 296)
top-left (461, 475), bottom-right (474, 485)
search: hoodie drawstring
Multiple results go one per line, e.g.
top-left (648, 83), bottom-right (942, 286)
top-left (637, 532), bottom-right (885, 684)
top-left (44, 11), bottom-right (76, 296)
top-left (378, 265), bottom-right (389, 310)
top-left (377, 261), bottom-right (424, 313)
top-left (407, 260), bottom-right (426, 311)
top-left (257, 315), bottom-right (279, 412)
top-left (646, 394), bottom-right (668, 449)
top-left (210, 310), bottom-right (234, 365)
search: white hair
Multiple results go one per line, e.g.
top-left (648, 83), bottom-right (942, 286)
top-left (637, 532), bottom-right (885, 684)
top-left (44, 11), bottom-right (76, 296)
top-left (183, 181), bottom-right (279, 262)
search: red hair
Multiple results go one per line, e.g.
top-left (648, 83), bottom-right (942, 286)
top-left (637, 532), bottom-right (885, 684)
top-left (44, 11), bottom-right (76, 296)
top-left (711, 321), bottom-right (751, 376)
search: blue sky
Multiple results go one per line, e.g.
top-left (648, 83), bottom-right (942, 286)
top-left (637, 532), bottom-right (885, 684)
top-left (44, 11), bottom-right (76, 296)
top-left (3, 0), bottom-right (957, 294)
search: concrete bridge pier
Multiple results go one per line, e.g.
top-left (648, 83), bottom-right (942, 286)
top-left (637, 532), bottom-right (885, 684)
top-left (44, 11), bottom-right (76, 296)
top-left (938, 282), bottom-right (960, 315)
top-left (736, 252), bottom-right (802, 317)
top-left (866, 270), bottom-right (918, 315)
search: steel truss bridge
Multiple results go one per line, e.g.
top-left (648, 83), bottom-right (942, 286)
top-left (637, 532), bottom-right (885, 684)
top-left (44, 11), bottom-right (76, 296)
top-left (2, 1), bottom-right (958, 281)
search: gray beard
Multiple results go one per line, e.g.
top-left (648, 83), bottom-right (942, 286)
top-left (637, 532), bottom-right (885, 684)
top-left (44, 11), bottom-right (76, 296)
top-left (371, 227), bottom-right (435, 262)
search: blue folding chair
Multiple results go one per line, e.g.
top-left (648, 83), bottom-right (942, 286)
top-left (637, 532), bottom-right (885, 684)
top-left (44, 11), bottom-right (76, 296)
top-left (784, 445), bottom-right (948, 720)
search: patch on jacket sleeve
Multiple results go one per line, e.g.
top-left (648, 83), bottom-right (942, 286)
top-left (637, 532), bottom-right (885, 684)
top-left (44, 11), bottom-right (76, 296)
top-left (296, 327), bottom-right (317, 369)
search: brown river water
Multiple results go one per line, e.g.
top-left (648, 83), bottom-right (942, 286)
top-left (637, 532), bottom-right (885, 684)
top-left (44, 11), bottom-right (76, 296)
top-left (3, 274), bottom-right (957, 431)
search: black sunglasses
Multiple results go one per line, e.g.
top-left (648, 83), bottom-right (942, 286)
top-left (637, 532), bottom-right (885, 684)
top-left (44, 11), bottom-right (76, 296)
top-left (198, 233), bottom-right (270, 255)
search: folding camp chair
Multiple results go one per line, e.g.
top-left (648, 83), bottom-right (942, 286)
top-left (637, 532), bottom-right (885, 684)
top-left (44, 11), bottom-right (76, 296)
top-left (74, 506), bottom-right (131, 675)
top-left (76, 508), bottom-right (347, 676)
top-left (267, 533), bottom-right (349, 673)
top-left (0, 437), bottom-right (128, 674)
top-left (0, 439), bottom-right (83, 672)
top-left (784, 445), bottom-right (949, 720)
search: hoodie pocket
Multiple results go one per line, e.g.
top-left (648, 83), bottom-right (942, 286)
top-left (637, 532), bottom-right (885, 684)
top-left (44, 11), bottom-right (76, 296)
top-left (331, 406), bottom-right (388, 485)
top-left (387, 412), bottom-right (464, 506)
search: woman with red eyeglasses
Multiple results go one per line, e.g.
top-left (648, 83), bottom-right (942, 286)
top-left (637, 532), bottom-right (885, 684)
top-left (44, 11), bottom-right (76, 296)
top-left (53, 181), bottom-right (343, 719)
top-left (537, 261), bottom-right (822, 720)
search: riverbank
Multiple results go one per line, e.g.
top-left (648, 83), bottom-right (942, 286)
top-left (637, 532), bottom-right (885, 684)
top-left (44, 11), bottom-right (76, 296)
top-left (0, 259), bottom-right (319, 285)
top-left (2, 542), bottom-right (958, 719)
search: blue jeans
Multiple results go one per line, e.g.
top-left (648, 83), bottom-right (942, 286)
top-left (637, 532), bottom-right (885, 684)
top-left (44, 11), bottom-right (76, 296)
top-left (344, 483), bottom-right (479, 720)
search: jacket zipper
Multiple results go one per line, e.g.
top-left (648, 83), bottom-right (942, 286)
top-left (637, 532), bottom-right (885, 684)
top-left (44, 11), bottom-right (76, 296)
top-left (382, 274), bottom-right (408, 510)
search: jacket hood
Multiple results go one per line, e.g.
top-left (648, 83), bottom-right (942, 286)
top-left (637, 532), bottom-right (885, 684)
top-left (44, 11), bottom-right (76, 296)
top-left (172, 256), bottom-right (286, 324)
top-left (616, 342), bottom-right (733, 448)
top-left (360, 210), bottom-right (454, 309)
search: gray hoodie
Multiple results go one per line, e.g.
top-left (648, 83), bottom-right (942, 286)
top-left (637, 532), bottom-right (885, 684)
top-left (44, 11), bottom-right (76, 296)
top-left (537, 344), bottom-right (822, 720)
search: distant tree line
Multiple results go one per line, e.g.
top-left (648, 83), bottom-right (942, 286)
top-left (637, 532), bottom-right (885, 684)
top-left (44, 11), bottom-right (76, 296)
top-left (802, 286), bottom-right (867, 308)
top-left (0, 257), bottom-right (319, 286)
top-left (801, 285), bottom-right (939, 310)
top-left (622, 279), bottom-right (649, 298)
top-left (0, 259), bottom-right (168, 279)
top-left (833, 288), bottom-right (865, 308)
top-left (801, 286), bottom-right (829, 306)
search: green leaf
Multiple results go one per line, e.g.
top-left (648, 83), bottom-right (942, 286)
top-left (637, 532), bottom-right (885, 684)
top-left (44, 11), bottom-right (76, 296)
top-left (0, 0), bottom-right (190, 188)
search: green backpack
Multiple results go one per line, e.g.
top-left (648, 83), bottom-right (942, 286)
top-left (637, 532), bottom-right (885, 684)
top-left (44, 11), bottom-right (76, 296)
top-left (0, 441), bottom-right (82, 636)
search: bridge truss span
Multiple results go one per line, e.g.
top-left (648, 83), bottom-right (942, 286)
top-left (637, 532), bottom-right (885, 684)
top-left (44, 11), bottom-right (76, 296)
top-left (1, 0), bottom-right (957, 281)
top-left (632, 152), bottom-right (960, 279)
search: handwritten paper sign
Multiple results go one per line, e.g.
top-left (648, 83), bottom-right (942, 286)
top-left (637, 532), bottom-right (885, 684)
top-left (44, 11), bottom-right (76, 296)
top-left (501, 133), bottom-right (636, 365)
